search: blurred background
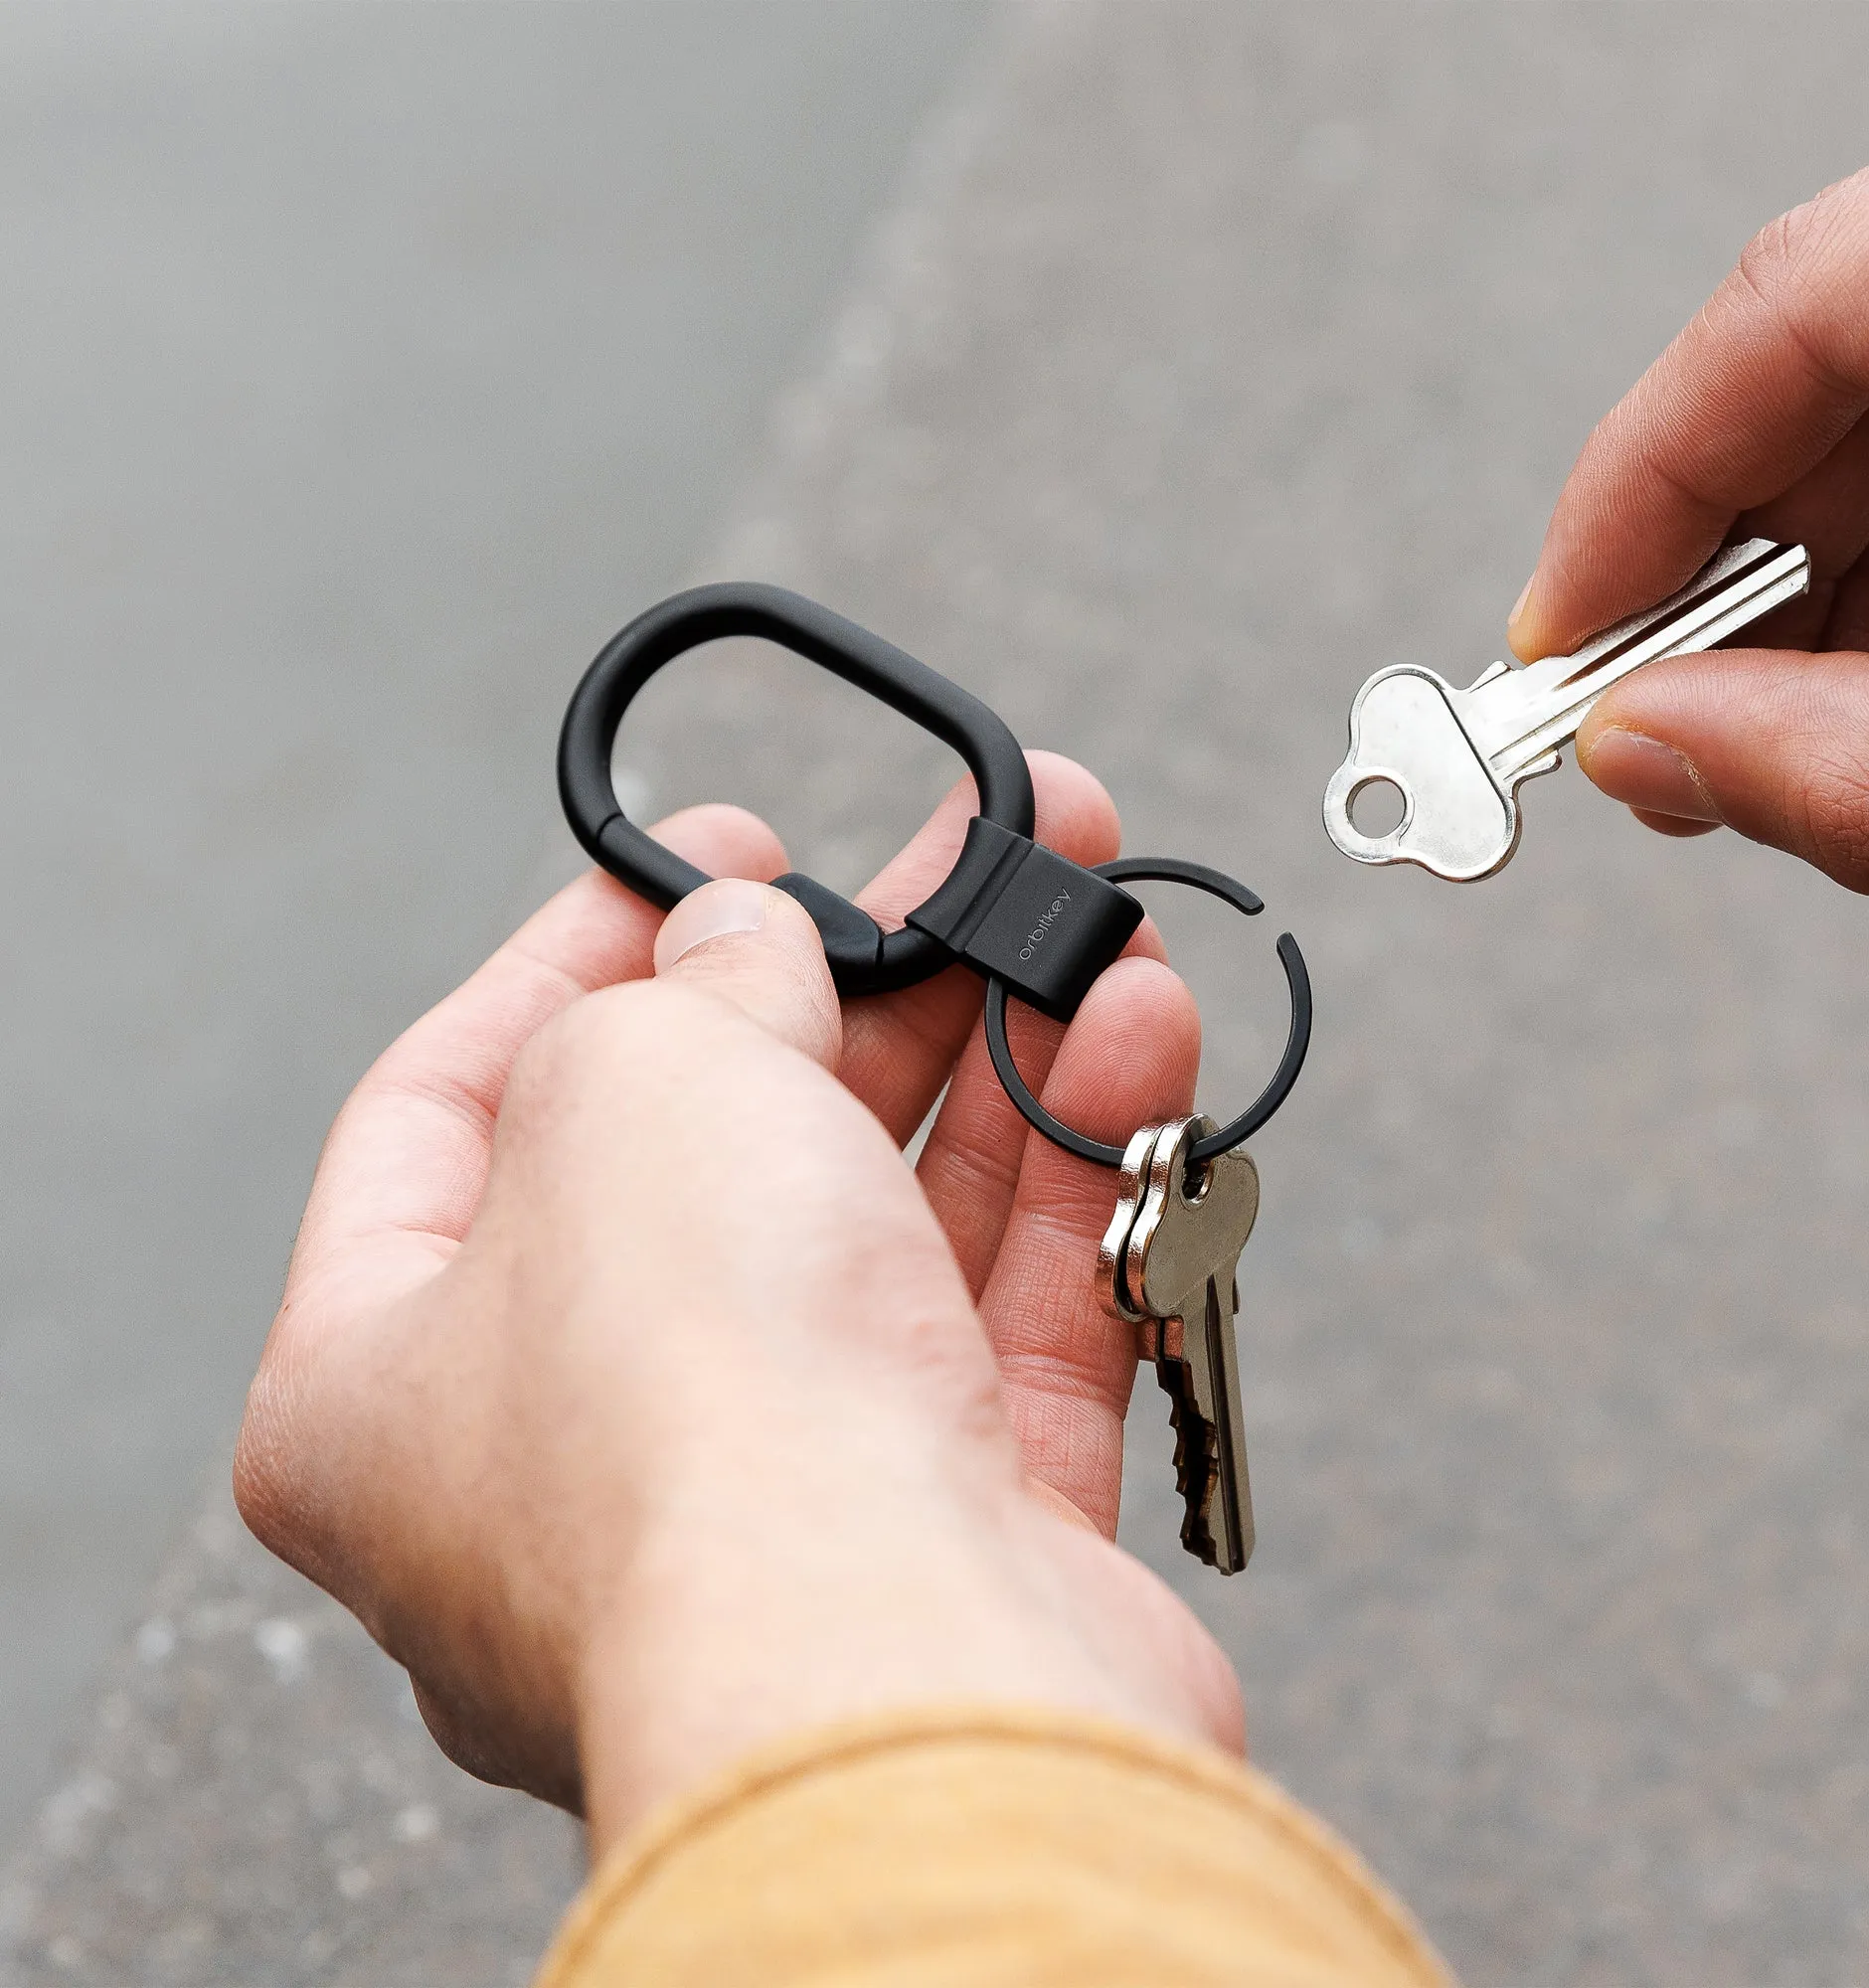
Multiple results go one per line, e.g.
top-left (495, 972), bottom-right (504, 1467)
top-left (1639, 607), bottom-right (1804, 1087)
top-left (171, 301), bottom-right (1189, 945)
top-left (5, 4), bottom-right (1869, 1984)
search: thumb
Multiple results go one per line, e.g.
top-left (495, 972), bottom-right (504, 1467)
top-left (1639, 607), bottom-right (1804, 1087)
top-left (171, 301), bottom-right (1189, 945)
top-left (1576, 646), bottom-right (1869, 891)
top-left (652, 879), bottom-right (843, 1070)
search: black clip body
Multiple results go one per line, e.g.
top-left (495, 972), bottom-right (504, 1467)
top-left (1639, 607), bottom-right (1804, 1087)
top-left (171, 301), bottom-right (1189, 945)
top-left (558, 581), bottom-right (1308, 1163)
top-left (560, 582), bottom-right (1141, 1014)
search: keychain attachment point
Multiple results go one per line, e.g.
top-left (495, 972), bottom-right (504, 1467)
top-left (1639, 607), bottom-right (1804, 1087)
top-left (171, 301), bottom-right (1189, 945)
top-left (906, 817), bottom-right (1143, 1023)
top-left (982, 857), bottom-right (1312, 1168)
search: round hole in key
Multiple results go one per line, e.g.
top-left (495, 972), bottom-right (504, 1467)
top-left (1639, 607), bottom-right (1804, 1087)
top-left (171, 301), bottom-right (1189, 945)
top-left (1347, 775), bottom-right (1406, 838)
top-left (1178, 1151), bottom-right (1215, 1205)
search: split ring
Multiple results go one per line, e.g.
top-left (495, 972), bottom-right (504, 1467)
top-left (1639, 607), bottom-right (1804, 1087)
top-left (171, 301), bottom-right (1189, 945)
top-left (982, 856), bottom-right (1312, 1168)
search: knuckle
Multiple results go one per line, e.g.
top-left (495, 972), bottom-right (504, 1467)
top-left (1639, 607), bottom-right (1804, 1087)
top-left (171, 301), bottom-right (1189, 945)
top-left (505, 982), bottom-right (657, 1111)
top-left (232, 1366), bottom-right (311, 1566)
top-left (504, 979), bottom-right (738, 1138)
top-left (1793, 751), bottom-right (1869, 890)
top-left (1731, 181), bottom-right (1869, 388)
top-left (1734, 205), bottom-right (1818, 334)
top-left (1736, 208), bottom-right (1798, 300)
top-left (1803, 165), bottom-right (1869, 250)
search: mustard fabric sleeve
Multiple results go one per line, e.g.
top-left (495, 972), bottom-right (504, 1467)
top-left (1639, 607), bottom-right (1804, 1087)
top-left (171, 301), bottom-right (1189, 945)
top-left (533, 1706), bottom-right (1454, 1988)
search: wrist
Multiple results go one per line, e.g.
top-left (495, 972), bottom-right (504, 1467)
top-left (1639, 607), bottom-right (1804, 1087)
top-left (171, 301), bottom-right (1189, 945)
top-left (568, 1423), bottom-right (1162, 1856)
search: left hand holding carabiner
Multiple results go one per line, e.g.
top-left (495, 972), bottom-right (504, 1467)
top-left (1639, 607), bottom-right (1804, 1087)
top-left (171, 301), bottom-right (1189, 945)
top-left (235, 751), bottom-right (1234, 1842)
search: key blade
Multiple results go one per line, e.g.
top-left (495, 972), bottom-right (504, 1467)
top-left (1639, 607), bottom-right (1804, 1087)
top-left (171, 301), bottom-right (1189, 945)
top-left (1153, 1272), bottom-right (1254, 1573)
top-left (1202, 1272), bottom-right (1254, 1572)
top-left (1156, 1353), bottom-right (1226, 1568)
top-left (1475, 539), bottom-right (1809, 774)
top-left (1148, 1286), bottom-right (1235, 1573)
top-left (1501, 538), bottom-right (1805, 708)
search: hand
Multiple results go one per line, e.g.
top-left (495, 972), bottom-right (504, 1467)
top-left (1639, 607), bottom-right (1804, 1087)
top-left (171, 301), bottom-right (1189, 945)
top-left (235, 756), bottom-right (1241, 1858)
top-left (1509, 164), bottom-right (1869, 887)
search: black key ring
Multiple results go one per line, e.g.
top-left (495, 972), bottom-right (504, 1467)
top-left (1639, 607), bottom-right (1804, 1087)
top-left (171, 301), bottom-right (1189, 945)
top-left (560, 581), bottom-right (1312, 1166)
top-left (983, 858), bottom-right (1311, 1167)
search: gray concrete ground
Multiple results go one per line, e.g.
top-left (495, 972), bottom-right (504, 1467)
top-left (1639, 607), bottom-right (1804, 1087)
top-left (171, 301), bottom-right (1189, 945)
top-left (11, 3), bottom-right (1869, 1985)
top-left (0, 0), bottom-right (987, 1865)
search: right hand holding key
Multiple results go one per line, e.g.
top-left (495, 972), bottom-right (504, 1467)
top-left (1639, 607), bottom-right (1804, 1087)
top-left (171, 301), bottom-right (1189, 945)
top-left (234, 754), bottom-right (1242, 1861)
top-left (1510, 165), bottom-right (1869, 888)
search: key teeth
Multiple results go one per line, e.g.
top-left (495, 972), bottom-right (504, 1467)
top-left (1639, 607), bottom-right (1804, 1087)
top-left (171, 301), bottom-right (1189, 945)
top-left (1157, 1360), bottom-right (1222, 1568)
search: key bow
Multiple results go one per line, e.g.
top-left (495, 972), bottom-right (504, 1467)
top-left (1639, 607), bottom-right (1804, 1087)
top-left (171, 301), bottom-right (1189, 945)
top-left (1322, 664), bottom-right (1520, 881)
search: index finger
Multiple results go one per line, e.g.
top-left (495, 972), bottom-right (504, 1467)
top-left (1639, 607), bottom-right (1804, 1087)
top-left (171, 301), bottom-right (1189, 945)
top-left (1511, 169), bottom-right (1869, 663)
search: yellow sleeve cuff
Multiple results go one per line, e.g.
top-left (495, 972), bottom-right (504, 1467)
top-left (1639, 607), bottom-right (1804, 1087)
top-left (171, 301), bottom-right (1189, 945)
top-left (534, 1705), bottom-right (1454, 1987)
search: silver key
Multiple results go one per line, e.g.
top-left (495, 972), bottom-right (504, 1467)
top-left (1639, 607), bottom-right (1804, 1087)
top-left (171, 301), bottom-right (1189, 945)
top-left (1098, 1115), bottom-right (1259, 1574)
top-left (1322, 537), bottom-right (1810, 881)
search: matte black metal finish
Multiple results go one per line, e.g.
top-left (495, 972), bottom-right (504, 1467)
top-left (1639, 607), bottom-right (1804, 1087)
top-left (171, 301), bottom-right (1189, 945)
top-left (558, 580), bottom-right (1036, 996)
top-left (906, 816), bottom-right (1144, 1022)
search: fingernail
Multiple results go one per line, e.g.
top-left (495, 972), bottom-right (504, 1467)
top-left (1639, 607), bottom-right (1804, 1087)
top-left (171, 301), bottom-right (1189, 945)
top-left (653, 879), bottom-right (769, 972)
top-left (1578, 728), bottom-right (1722, 823)
top-left (1506, 575), bottom-right (1544, 662)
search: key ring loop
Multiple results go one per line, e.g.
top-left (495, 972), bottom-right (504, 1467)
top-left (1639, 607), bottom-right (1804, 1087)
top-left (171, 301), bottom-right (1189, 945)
top-left (982, 857), bottom-right (1312, 1168)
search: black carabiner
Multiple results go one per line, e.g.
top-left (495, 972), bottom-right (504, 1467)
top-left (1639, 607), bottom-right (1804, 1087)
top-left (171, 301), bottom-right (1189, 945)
top-left (558, 582), bottom-right (1311, 1163)
top-left (560, 581), bottom-right (1038, 997)
top-left (560, 580), bottom-right (1144, 1009)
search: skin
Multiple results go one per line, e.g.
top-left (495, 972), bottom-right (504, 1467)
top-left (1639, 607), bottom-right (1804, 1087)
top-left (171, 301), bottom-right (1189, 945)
top-left (235, 752), bottom-right (1240, 1861)
top-left (1510, 164), bottom-right (1869, 888)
